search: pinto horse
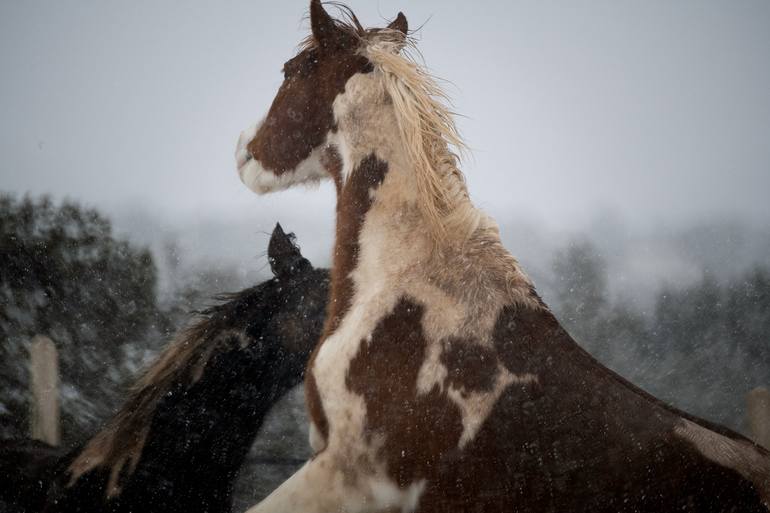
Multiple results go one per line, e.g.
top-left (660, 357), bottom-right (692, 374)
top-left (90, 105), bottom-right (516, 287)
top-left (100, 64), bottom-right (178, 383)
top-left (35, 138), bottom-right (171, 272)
top-left (39, 225), bottom-right (329, 513)
top-left (234, 2), bottom-right (770, 512)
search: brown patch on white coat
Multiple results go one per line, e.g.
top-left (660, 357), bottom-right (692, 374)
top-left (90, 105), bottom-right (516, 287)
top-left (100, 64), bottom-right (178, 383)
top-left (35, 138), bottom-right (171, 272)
top-left (236, 2), bottom-right (770, 511)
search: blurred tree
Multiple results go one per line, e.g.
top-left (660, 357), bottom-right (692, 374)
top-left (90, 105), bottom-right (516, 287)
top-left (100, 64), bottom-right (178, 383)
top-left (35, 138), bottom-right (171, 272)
top-left (0, 194), bottom-right (166, 443)
top-left (650, 270), bottom-right (770, 429)
top-left (551, 239), bottom-right (608, 345)
top-left (550, 240), bottom-right (652, 382)
top-left (724, 267), bottom-right (770, 371)
top-left (550, 237), bottom-right (770, 432)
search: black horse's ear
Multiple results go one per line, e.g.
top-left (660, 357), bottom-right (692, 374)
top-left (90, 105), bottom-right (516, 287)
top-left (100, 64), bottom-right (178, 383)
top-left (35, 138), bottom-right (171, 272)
top-left (388, 12), bottom-right (408, 35)
top-left (310, 0), bottom-right (347, 51)
top-left (268, 223), bottom-right (307, 277)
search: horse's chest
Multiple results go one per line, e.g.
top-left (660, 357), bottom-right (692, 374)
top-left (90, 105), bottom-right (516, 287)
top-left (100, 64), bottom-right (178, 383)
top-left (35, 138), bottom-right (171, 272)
top-left (311, 298), bottom-right (437, 451)
top-left (313, 298), bottom-right (520, 481)
top-left (309, 298), bottom-right (393, 446)
top-left (312, 329), bottom-right (370, 444)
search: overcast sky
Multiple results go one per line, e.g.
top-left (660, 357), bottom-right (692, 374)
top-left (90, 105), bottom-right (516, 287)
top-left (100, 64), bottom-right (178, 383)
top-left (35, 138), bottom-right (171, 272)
top-left (2, 0), bottom-right (769, 275)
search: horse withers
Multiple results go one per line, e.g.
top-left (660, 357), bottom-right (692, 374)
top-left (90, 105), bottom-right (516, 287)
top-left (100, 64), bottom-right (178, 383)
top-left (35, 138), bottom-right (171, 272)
top-left (235, 2), bottom-right (770, 512)
top-left (40, 224), bottom-right (329, 513)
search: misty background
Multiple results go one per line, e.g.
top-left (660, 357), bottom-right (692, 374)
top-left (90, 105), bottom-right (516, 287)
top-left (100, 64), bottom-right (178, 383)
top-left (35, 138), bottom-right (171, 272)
top-left (1, 0), bottom-right (770, 508)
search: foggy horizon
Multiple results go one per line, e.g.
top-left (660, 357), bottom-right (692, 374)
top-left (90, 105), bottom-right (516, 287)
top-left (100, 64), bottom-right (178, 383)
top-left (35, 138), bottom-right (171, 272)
top-left (3, 2), bottom-right (770, 215)
top-left (2, 0), bottom-right (770, 304)
top-left (3, 3), bottom-right (770, 509)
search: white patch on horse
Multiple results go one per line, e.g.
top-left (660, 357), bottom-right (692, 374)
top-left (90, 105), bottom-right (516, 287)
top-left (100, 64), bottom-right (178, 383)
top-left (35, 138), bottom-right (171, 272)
top-left (368, 477), bottom-right (426, 513)
top-left (236, 120), bottom-right (342, 195)
top-left (448, 365), bottom-right (538, 448)
top-left (416, 340), bottom-right (447, 395)
top-left (308, 421), bottom-right (326, 455)
top-left (328, 128), bottom-right (355, 185)
top-left (675, 419), bottom-right (770, 504)
top-left (238, 143), bottom-right (329, 194)
top-left (332, 73), bottom-right (411, 180)
top-left (246, 452), bottom-right (357, 513)
top-left (313, 278), bottom-right (397, 448)
top-left (235, 122), bottom-right (259, 170)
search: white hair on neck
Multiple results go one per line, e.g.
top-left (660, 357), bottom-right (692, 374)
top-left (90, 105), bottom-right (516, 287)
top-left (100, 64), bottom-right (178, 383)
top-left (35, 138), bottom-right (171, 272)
top-left (363, 30), bottom-right (482, 243)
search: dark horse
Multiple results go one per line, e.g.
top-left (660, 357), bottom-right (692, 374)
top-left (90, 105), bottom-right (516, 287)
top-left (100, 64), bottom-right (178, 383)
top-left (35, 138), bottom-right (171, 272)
top-left (234, 2), bottom-right (770, 512)
top-left (0, 224), bottom-right (328, 513)
top-left (0, 438), bottom-right (63, 513)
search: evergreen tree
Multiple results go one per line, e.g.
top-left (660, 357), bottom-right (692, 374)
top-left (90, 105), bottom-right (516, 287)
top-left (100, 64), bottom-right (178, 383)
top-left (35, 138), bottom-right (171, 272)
top-left (0, 194), bottom-right (164, 442)
top-left (550, 238), bottom-right (770, 432)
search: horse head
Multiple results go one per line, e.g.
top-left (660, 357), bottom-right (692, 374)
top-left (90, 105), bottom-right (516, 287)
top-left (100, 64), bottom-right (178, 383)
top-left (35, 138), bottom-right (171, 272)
top-left (235, 0), bottom-right (408, 195)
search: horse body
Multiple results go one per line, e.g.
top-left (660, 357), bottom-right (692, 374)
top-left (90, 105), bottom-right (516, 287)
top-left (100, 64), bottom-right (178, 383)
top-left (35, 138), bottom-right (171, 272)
top-left (41, 225), bottom-right (329, 513)
top-left (236, 2), bottom-right (770, 512)
top-left (421, 304), bottom-right (769, 512)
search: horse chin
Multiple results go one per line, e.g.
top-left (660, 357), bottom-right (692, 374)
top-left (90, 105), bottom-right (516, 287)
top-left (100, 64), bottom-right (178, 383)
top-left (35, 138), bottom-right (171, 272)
top-left (238, 158), bottom-right (280, 195)
top-left (238, 152), bottom-right (327, 195)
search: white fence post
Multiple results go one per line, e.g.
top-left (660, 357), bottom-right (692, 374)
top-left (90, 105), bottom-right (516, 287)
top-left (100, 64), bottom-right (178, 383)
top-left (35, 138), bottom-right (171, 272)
top-left (747, 387), bottom-right (770, 450)
top-left (29, 335), bottom-right (60, 446)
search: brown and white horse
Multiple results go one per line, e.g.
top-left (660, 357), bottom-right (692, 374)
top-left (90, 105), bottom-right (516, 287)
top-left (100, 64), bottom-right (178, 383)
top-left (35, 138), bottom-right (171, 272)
top-left (235, 2), bottom-right (770, 511)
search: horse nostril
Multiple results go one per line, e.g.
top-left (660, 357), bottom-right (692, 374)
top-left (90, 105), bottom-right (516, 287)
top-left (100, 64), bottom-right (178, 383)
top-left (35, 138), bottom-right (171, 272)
top-left (236, 140), bottom-right (255, 170)
top-left (237, 150), bottom-right (254, 171)
top-left (235, 123), bottom-right (261, 170)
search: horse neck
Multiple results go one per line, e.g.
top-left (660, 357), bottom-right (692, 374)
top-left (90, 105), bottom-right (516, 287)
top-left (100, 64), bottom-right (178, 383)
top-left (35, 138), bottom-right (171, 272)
top-left (93, 353), bottom-right (291, 513)
top-left (324, 101), bottom-right (495, 334)
top-left (65, 342), bottom-right (295, 511)
top-left (139, 345), bottom-right (287, 469)
top-left (323, 85), bottom-right (539, 337)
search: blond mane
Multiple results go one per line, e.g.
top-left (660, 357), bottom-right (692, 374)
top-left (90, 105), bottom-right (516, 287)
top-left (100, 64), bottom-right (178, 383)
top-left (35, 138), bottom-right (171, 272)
top-left (363, 30), bottom-right (482, 242)
top-left (300, 6), bottom-right (482, 242)
top-left (68, 316), bottom-right (248, 497)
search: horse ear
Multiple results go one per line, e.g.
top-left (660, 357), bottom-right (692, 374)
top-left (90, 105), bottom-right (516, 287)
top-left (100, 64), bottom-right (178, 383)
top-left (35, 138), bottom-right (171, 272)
top-left (310, 0), bottom-right (345, 51)
top-left (388, 12), bottom-right (408, 35)
top-left (268, 223), bottom-right (305, 277)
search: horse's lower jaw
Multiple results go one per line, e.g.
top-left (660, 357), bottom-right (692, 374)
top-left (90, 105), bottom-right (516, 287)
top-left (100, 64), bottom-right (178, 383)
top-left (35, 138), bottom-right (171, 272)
top-left (235, 122), bottom-right (283, 195)
top-left (238, 158), bottom-right (327, 195)
top-left (238, 158), bottom-right (284, 195)
top-left (238, 146), bottom-right (330, 195)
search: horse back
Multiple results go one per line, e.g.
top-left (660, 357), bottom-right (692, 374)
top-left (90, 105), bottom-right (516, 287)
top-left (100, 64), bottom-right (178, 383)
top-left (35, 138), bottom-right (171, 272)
top-left (418, 304), bottom-right (770, 512)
